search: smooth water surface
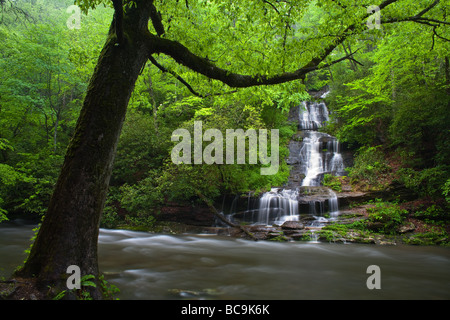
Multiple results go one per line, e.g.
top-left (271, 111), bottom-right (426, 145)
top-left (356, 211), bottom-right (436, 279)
top-left (1, 222), bottom-right (449, 300)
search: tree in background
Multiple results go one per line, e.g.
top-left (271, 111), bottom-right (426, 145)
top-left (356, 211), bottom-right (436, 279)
top-left (324, 0), bottom-right (448, 196)
top-left (0, 0), bottom-right (111, 219)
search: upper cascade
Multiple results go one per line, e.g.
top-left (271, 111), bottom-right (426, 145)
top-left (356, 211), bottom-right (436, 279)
top-left (299, 101), bottom-right (330, 131)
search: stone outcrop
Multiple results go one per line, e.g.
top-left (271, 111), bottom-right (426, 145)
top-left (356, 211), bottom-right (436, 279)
top-left (158, 202), bottom-right (215, 226)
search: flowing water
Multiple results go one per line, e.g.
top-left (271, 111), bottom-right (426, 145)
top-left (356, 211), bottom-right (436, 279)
top-left (226, 98), bottom-right (346, 226)
top-left (298, 100), bottom-right (345, 187)
top-left (1, 222), bottom-right (449, 300)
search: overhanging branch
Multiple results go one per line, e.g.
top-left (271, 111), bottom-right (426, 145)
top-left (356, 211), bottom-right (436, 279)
top-left (382, 0), bottom-right (448, 26)
top-left (145, 0), bottom-right (436, 91)
top-left (149, 30), bottom-right (366, 89)
top-left (149, 2), bottom-right (165, 36)
top-left (152, 36), bottom-right (310, 87)
top-left (149, 55), bottom-right (203, 97)
top-left (149, 55), bottom-right (238, 97)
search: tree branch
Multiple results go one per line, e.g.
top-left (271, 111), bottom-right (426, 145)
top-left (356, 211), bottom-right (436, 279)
top-left (149, 2), bottom-right (165, 37)
top-left (413, 0), bottom-right (440, 19)
top-left (383, 16), bottom-right (449, 26)
top-left (381, 0), bottom-right (448, 26)
top-left (196, 191), bottom-right (258, 241)
top-left (153, 36), bottom-right (309, 87)
top-left (111, 0), bottom-right (124, 44)
top-left (433, 26), bottom-right (450, 42)
top-left (150, 30), bottom-right (365, 89)
top-left (0, 0), bottom-right (34, 25)
top-left (262, 0), bottom-right (280, 15)
top-left (149, 55), bottom-right (203, 97)
top-left (145, 0), bottom-right (400, 90)
top-left (149, 55), bottom-right (238, 97)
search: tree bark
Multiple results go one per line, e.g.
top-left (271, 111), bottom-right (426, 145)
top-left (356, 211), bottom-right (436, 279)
top-left (15, 3), bottom-right (153, 299)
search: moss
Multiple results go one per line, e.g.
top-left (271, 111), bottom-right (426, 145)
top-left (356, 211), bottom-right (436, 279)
top-left (402, 230), bottom-right (449, 246)
top-left (268, 234), bottom-right (289, 242)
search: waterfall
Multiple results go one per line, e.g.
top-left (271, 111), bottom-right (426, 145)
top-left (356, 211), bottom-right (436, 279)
top-left (298, 101), bottom-right (345, 186)
top-left (299, 101), bottom-right (329, 130)
top-left (224, 94), bottom-right (345, 227)
top-left (297, 99), bottom-right (344, 222)
top-left (257, 188), bottom-right (299, 226)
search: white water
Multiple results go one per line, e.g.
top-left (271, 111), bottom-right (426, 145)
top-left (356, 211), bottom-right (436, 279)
top-left (257, 188), bottom-right (299, 225)
top-left (299, 101), bottom-right (329, 131)
top-left (1, 223), bottom-right (449, 300)
top-left (299, 100), bottom-right (345, 187)
top-left (253, 98), bottom-right (344, 225)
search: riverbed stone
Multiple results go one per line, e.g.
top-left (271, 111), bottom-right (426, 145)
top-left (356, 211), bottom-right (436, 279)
top-left (288, 230), bottom-right (310, 240)
top-left (281, 221), bottom-right (304, 230)
top-left (397, 222), bottom-right (416, 234)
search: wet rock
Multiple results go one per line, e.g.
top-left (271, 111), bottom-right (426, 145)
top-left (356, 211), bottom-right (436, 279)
top-left (397, 222), bottom-right (416, 234)
top-left (375, 239), bottom-right (397, 246)
top-left (299, 215), bottom-right (317, 224)
top-left (288, 230), bottom-right (310, 240)
top-left (244, 225), bottom-right (280, 240)
top-left (281, 221), bottom-right (304, 230)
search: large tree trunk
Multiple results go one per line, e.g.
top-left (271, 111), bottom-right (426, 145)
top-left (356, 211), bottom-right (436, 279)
top-left (14, 6), bottom-right (152, 299)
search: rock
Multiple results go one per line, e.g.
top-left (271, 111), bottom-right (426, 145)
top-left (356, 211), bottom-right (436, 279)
top-left (375, 239), bottom-right (397, 246)
top-left (299, 215), bottom-right (317, 223)
top-left (281, 221), bottom-right (304, 230)
top-left (288, 230), bottom-right (310, 240)
top-left (397, 222), bottom-right (416, 234)
top-left (158, 202), bottom-right (215, 226)
top-left (346, 231), bottom-right (362, 240)
top-left (244, 225), bottom-right (280, 240)
top-left (362, 237), bottom-right (376, 244)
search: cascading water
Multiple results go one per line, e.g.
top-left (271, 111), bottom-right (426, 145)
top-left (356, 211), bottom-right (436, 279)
top-left (223, 93), bottom-right (346, 227)
top-left (257, 188), bottom-right (299, 226)
top-left (298, 100), bottom-right (345, 187)
top-left (259, 96), bottom-right (345, 224)
top-left (297, 99), bottom-right (344, 220)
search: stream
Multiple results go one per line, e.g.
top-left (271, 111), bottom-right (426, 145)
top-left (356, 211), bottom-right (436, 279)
top-left (1, 221), bottom-right (449, 300)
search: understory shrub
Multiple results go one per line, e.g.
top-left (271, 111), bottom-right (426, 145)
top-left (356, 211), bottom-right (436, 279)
top-left (365, 200), bottom-right (408, 234)
top-left (346, 146), bottom-right (390, 188)
top-left (397, 165), bottom-right (450, 198)
top-left (322, 174), bottom-right (343, 192)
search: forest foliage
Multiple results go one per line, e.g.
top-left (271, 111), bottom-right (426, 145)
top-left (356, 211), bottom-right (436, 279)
top-left (0, 0), bottom-right (449, 227)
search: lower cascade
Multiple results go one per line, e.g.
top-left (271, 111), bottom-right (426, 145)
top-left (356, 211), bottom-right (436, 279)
top-left (222, 94), bottom-right (347, 228)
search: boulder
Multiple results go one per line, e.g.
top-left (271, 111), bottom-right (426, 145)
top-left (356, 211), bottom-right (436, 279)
top-left (281, 221), bottom-right (304, 230)
top-left (397, 222), bottom-right (416, 234)
top-left (158, 202), bottom-right (214, 226)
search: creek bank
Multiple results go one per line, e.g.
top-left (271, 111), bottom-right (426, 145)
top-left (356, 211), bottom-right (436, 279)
top-left (142, 197), bottom-right (449, 246)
